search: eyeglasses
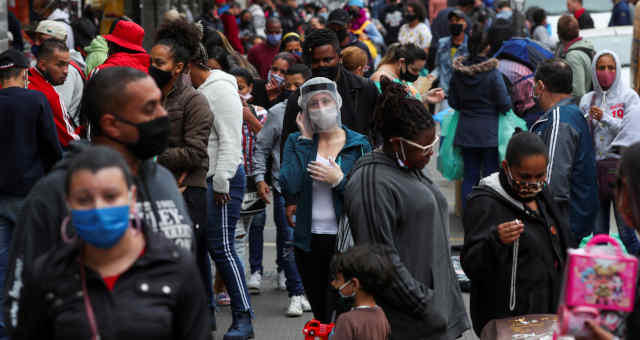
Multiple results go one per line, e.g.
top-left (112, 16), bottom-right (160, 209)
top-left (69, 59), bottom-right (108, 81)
top-left (392, 136), bottom-right (439, 155)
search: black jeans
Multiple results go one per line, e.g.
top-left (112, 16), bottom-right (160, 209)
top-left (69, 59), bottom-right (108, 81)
top-left (183, 187), bottom-right (214, 310)
top-left (295, 234), bottom-right (337, 323)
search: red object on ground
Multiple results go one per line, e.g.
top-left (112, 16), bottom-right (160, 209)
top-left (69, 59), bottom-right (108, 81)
top-left (303, 319), bottom-right (334, 340)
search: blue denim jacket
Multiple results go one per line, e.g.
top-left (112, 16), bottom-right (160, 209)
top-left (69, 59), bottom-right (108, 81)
top-left (280, 127), bottom-right (371, 251)
top-left (436, 35), bottom-right (469, 94)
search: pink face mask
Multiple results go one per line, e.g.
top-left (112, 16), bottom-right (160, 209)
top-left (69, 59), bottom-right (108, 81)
top-left (596, 70), bottom-right (616, 90)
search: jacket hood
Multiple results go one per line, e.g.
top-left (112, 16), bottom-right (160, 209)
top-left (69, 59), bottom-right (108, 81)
top-left (198, 69), bottom-right (238, 92)
top-left (47, 8), bottom-right (70, 23)
top-left (349, 149), bottom-right (431, 179)
top-left (452, 56), bottom-right (499, 85)
top-left (477, 172), bottom-right (525, 210)
top-left (567, 38), bottom-right (595, 52)
top-left (85, 36), bottom-right (108, 54)
top-left (590, 49), bottom-right (624, 98)
top-left (102, 52), bottom-right (151, 73)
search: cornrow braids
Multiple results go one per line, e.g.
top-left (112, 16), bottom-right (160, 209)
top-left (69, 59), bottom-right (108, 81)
top-left (302, 29), bottom-right (340, 66)
top-left (374, 76), bottom-right (434, 142)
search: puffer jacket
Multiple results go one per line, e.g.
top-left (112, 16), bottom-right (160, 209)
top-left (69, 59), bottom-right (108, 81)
top-left (22, 228), bottom-right (209, 340)
top-left (344, 151), bottom-right (470, 340)
top-left (157, 74), bottom-right (213, 189)
top-left (579, 50), bottom-right (640, 161)
top-left (449, 56), bottom-right (511, 148)
top-left (462, 172), bottom-right (570, 335)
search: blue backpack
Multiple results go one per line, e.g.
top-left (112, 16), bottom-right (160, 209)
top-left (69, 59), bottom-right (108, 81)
top-left (492, 38), bottom-right (553, 71)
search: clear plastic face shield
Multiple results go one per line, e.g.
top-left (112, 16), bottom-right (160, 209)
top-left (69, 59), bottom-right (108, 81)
top-left (298, 77), bottom-right (343, 133)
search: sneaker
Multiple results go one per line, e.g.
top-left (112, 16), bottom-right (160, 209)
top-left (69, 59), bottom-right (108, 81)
top-left (278, 271), bottom-right (286, 291)
top-left (285, 295), bottom-right (303, 317)
top-left (247, 272), bottom-right (262, 294)
top-left (300, 295), bottom-right (312, 312)
top-left (216, 292), bottom-right (231, 306)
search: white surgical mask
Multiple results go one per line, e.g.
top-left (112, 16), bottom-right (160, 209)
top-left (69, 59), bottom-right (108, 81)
top-left (240, 92), bottom-right (253, 101)
top-left (308, 105), bottom-right (338, 132)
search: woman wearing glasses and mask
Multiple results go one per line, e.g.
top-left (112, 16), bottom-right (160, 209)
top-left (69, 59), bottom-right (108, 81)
top-left (21, 146), bottom-right (209, 340)
top-left (461, 131), bottom-right (571, 336)
top-left (280, 77), bottom-right (371, 323)
top-left (344, 77), bottom-right (469, 340)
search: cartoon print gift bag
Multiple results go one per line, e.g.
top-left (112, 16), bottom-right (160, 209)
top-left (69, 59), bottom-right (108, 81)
top-left (555, 234), bottom-right (638, 339)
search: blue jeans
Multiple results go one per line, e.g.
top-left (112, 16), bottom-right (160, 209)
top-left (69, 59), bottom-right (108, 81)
top-left (0, 195), bottom-right (22, 339)
top-left (462, 147), bottom-right (499, 211)
top-left (248, 211), bottom-right (266, 275)
top-left (274, 191), bottom-right (305, 296)
top-left (206, 166), bottom-right (252, 313)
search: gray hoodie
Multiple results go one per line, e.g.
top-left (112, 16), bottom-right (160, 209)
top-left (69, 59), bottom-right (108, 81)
top-left (344, 151), bottom-right (470, 340)
top-left (579, 50), bottom-right (640, 160)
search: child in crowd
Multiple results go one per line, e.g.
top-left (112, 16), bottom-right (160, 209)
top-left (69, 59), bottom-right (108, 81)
top-left (330, 245), bottom-right (391, 340)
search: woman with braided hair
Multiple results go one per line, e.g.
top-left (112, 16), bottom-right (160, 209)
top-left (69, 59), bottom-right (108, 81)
top-left (149, 18), bottom-right (216, 332)
top-left (344, 77), bottom-right (470, 340)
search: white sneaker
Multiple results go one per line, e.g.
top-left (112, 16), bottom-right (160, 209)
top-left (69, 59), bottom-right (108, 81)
top-left (278, 271), bottom-right (287, 291)
top-left (286, 295), bottom-right (303, 317)
top-left (247, 272), bottom-right (261, 294)
top-left (300, 295), bottom-right (312, 312)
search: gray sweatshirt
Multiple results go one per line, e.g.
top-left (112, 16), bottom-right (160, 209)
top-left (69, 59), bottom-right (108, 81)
top-left (253, 99), bottom-right (286, 192)
top-left (344, 151), bottom-right (470, 340)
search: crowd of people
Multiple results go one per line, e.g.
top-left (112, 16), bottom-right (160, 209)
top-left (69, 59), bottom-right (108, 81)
top-left (2, 0), bottom-right (640, 340)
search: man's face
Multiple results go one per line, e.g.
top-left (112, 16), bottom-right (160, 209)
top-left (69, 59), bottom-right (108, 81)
top-left (284, 73), bottom-right (306, 92)
top-left (39, 49), bottom-right (70, 85)
top-left (266, 21), bottom-right (283, 36)
top-left (310, 45), bottom-right (339, 70)
top-left (449, 16), bottom-right (466, 27)
top-left (108, 77), bottom-right (167, 144)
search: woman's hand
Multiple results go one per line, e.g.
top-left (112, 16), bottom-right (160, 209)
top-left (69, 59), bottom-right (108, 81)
top-left (214, 192), bottom-right (231, 205)
top-left (497, 220), bottom-right (525, 245)
top-left (266, 77), bottom-right (282, 102)
top-left (424, 88), bottom-right (445, 105)
top-left (575, 320), bottom-right (615, 340)
top-left (286, 205), bottom-right (296, 227)
top-left (307, 157), bottom-right (344, 187)
top-left (590, 106), bottom-right (604, 121)
top-left (256, 181), bottom-right (271, 204)
top-left (296, 113), bottom-right (313, 139)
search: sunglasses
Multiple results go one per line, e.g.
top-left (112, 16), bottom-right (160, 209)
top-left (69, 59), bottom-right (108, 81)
top-left (392, 136), bottom-right (440, 156)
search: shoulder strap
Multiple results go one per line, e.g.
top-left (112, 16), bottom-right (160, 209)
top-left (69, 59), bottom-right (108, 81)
top-left (352, 20), bottom-right (371, 35)
top-left (68, 60), bottom-right (87, 81)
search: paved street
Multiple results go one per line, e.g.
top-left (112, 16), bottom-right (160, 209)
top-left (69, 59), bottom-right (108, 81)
top-left (214, 145), bottom-right (480, 339)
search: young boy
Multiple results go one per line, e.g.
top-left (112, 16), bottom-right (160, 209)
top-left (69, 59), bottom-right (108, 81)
top-left (330, 245), bottom-right (392, 340)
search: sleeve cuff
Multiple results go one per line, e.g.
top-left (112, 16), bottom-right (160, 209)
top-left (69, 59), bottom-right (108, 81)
top-left (254, 174), bottom-right (265, 183)
top-left (211, 175), bottom-right (230, 194)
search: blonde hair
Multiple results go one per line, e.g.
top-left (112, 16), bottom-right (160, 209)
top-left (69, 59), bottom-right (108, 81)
top-left (341, 46), bottom-right (368, 73)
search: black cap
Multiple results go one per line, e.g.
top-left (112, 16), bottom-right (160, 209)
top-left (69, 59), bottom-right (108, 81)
top-left (0, 49), bottom-right (30, 70)
top-left (328, 9), bottom-right (351, 27)
top-left (448, 8), bottom-right (466, 21)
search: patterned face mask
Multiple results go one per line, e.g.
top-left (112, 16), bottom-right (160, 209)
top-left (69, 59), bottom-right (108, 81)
top-left (506, 167), bottom-right (545, 198)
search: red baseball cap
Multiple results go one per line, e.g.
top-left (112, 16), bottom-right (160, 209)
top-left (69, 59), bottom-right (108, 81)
top-left (103, 20), bottom-right (146, 53)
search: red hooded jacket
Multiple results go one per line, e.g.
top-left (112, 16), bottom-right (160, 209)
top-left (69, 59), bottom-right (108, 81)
top-left (92, 52), bottom-right (151, 75)
top-left (28, 67), bottom-right (80, 147)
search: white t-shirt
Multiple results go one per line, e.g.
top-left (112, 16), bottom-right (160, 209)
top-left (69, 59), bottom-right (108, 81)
top-left (311, 155), bottom-right (338, 235)
top-left (398, 22), bottom-right (432, 49)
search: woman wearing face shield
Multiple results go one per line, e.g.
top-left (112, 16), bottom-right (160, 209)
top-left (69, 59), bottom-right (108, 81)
top-left (21, 146), bottom-right (209, 340)
top-left (280, 77), bottom-right (372, 323)
top-left (461, 131), bottom-right (571, 336)
top-left (344, 77), bottom-right (469, 340)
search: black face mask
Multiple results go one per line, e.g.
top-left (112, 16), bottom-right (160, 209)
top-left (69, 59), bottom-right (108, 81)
top-left (404, 14), bottom-right (417, 22)
top-left (312, 65), bottom-right (339, 80)
top-left (31, 44), bottom-right (40, 58)
top-left (282, 89), bottom-right (294, 100)
top-left (149, 65), bottom-right (173, 89)
top-left (114, 115), bottom-right (171, 160)
top-left (336, 29), bottom-right (349, 42)
top-left (400, 63), bottom-right (419, 82)
top-left (449, 23), bottom-right (464, 36)
top-left (349, 8), bottom-right (360, 17)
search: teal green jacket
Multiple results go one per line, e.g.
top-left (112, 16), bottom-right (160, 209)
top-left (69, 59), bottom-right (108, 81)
top-left (280, 127), bottom-right (371, 251)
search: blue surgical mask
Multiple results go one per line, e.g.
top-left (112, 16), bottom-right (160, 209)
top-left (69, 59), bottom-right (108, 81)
top-left (71, 205), bottom-right (131, 249)
top-left (268, 70), bottom-right (285, 86)
top-left (292, 51), bottom-right (302, 57)
top-left (267, 33), bottom-right (282, 45)
top-left (319, 12), bottom-right (328, 20)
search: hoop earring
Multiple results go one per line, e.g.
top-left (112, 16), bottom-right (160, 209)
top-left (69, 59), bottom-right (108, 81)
top-left (61, 216), bottom-right (77, 244)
